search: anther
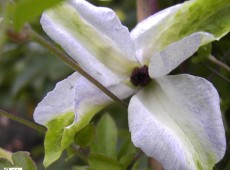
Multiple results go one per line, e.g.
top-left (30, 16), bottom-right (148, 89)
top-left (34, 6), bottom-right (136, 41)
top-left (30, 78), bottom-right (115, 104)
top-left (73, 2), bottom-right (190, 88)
top-left (130, 65), bottom-right (151, 87)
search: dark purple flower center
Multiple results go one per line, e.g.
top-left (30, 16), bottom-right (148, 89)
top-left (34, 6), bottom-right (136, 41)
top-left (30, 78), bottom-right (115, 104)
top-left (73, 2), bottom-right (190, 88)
top-left (130, 65), bottom-right (151, 87)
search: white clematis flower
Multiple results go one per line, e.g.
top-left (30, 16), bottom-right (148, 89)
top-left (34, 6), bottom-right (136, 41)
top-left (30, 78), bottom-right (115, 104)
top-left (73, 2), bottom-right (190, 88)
top-left (34, 0), bottom-right (229, 169)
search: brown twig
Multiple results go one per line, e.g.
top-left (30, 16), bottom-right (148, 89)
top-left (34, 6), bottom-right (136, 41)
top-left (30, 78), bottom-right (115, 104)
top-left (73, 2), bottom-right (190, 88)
top-left (136, 0), bottom-right (158, 22)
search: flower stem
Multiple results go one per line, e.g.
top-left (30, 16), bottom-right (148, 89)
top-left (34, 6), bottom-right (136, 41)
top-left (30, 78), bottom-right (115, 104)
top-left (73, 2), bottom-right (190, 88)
top-left (201, 63), bottom-right (230, 83)
top-left (0, 109), bottom-right (46, 133)
top-left (30, 29), bottom-right (128, 109)
top-left (127, 151), bottom-right (143, 170)
top-left (70, 144), bottom-right (88, 164)
top-left (208, 55), bottom-right (230, 73)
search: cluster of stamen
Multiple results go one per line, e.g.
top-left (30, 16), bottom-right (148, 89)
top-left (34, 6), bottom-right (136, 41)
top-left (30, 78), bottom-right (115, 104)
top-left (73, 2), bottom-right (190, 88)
top-left (130, 65), bottom-right (151, 87)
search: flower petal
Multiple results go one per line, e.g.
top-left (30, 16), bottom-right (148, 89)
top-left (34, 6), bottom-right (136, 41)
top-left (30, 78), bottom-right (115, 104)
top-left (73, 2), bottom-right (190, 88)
top-left (128, 74), bottom-right (226, 170)
top-left (61, 77), bottom-right (136, 153)
top-left (60, 76), bottom-right (136, 152)
top-left (131, 0), bottom-right (230, 64)
top-left (33, 72), bottom-right (78, 125)
top-left (41, 0), bottom-right (138, 80)
top-left (34, 71), bottom-right (135, 126)
top-left (73, 76), bottom-right (135, 123)
top-left (149, 32), bottom-right (214, 78)
top-left (35, 72), bottom-right (135, 166)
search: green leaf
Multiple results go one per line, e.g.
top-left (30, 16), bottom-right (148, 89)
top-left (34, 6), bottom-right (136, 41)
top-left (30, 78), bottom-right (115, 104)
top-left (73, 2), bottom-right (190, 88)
top-left (0, 159), bottom-right (13, 169)
top-left (72, 166), bottom-right (89, 170)
top-left (0, 151), bottom-right (36, 170)
top-left (89, 154), bottom-right (125, 170)
top-left (66, 147), bottom-right (76, 161)
top-left (74, 123), bottom-right (95, 148)
top-left (91, 114), bottom-right (118, 159)
top-left (12, 152), bottom-right (37, 170)
top-left (119, 153), bottom-right (136, 167)
top-left (118, 131), bottom-right (136, 160)
top-left (117, 131), bottom-right (136, 167)
top-left (192, 44), bottom-right (212, 63)
top-left (13, 0), bottom-right (64, 30)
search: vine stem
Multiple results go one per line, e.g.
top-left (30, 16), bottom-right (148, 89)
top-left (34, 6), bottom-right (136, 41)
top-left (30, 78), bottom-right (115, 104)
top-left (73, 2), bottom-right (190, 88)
top-left (30, 29), bottom-right (128, 109)
top-left (0, 110), bottom-right (90, 163)
top-left (0, 110), bottom-right (46, 133)
top-left (136, 0), bottom-right (163, 170)
top-left (127, 151), bottom-right (143, 170)
top-left (208, 55), bottom-right (230, 73)
top-left (202, 63), bottom-right (230, 83)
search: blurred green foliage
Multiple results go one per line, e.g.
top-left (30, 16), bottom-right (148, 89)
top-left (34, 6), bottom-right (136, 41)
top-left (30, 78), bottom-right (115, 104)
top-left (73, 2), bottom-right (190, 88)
top-left (0, 0), bottom-right (229, 169)
top-left (0, 151), bottom-right (36, 170)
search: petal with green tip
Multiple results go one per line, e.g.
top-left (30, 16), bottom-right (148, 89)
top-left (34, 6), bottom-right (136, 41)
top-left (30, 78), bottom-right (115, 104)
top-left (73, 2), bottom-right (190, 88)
top-left (41, 0), bottom-right (138, 79)
top-left (34, 72), bottom-right (78, 125)
top-left (41, 75), bottom-right (134, 167)
top-left (60, 77), bottom-right (135, 151)
top-left (131, 0), bottom-right (230, 64)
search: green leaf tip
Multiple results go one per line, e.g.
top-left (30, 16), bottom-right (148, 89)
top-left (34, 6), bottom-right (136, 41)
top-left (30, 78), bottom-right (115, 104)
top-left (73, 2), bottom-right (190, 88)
top-left (43, 105), bottom-right (103, 167)
top-left (13, 0), bottom-right (64, 30)
top-left (44, 112), bottom-right (74, 167)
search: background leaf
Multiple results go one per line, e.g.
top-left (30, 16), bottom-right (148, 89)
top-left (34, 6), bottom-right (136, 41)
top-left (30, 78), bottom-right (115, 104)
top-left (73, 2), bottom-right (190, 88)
top-left (72, 166), bottom-right (89, 170)
top-left (89, 154), bottom-right (124, 170)
top-left (0, 159), bottom-right (13, 169)
top-left (12, 152), bottom-right (37, 170)
top-left (13, 0), bottom-right (64, 30)
top-left (0, 151), bottom-right (37, 170)
top-left (91, 114), bottom-right (118, 159)
top-left (74, 123), bottom-right (95, 148)
top-left (192, 44), bottom-right (212, 63)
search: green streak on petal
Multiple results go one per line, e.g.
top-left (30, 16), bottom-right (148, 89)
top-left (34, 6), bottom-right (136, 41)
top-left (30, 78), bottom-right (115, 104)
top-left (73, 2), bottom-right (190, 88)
top-left (196, 160), bottom-right (202, 170)
top-left (44, 112), bottom-right (74, 167)
top-left (129, 76), bottom-right (225, 169)
top-left (175, 0), bottom-right (230, 40)
top-left (46, 3), bottom-right (138, 76)
top-left (156, 0), bottom-right (230, 51)
top-left (61, 106), bottom-right (105, 149)
top-left (43, 105), bottom-right (106, 167)
top-left (192, 152), bottom-right (216, 170)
